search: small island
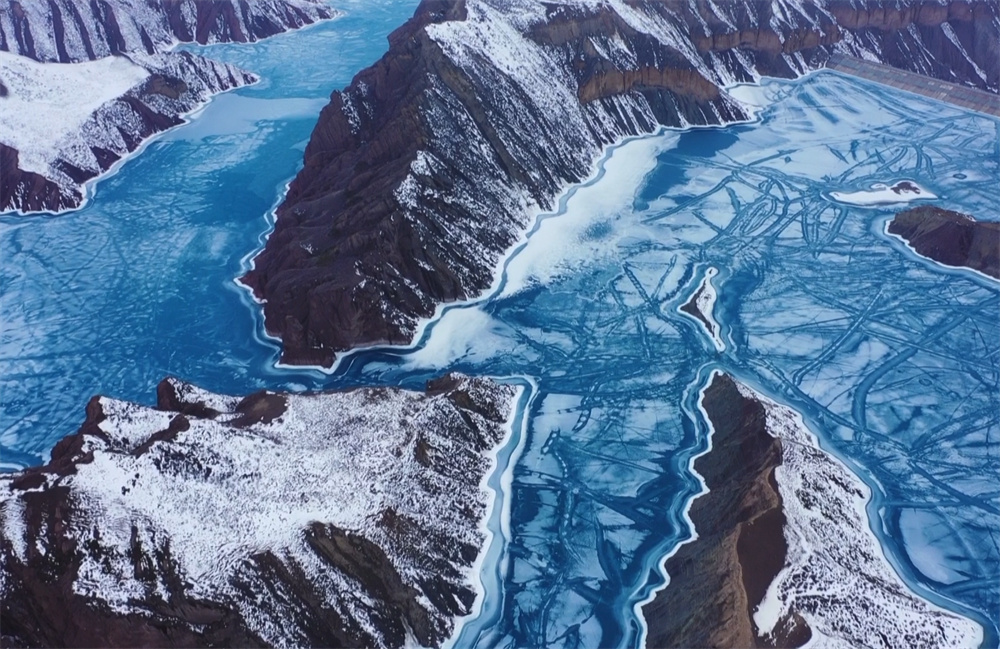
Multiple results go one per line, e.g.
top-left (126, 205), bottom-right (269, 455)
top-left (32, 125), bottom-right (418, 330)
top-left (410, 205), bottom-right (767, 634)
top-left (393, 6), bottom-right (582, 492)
top-left (888, 205), bottom-right (1000, 279)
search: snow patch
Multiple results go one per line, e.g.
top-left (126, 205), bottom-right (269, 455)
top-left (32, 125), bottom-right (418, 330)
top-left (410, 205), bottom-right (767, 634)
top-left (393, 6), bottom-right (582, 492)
top-left (829, 180), bottom-right (937, 206)
top-left (0, 52), bottom-right (149, 176)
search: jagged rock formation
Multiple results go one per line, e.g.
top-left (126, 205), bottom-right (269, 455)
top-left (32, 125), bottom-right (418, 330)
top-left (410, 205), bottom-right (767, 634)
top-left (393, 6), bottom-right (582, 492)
top-left (0, 374), bottom-right (519, 648)
top-left (243, 0), bottom-right (1000, 366)
top-left (0, 0), bottom-right (337, 213)
top-left (643, 373), bottom-right (795, 648)
top-left (0, 0), bottom-right (335, 63)
top-left (888, 205), bottom-right (1000, 278)
top-left (642, 373), bottom-right (983, 648)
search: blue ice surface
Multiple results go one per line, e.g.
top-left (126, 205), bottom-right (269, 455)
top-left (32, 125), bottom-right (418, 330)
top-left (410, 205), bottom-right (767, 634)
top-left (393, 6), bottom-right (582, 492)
top-left (1, 8), bottom-right (998, 648)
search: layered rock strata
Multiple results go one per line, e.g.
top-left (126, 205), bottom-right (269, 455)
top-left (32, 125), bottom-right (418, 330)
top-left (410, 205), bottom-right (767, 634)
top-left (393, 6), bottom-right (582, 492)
top-left (0, 374), bottom-right (519, 648)
top-left (243, 0), bottom-right (1000, 366)
top-left (888, 205), bottom-right (1000, 279)
top-left (0, 0), bottom-right (337, 213)
top-left (0, 0), bottom-right (336, 63)
top-left (642, 373), bottom-right (983, 648)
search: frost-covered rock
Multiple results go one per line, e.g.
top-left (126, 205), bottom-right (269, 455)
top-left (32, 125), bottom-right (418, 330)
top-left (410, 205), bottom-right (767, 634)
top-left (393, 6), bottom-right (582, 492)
top-left (243, 0), bottom-right (999, 367)
top-left (0, 49), bottom-right (257, 212)
top-left (642, 372), bottom-right (983, 648)
top-left (0, 374), bottom-right (520, 648)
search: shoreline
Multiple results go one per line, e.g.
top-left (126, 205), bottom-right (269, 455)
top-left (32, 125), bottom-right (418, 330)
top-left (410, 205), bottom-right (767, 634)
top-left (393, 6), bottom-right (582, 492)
top-left (0, 12), bottom-right (343, 219)
top-left (0, 74), bottom-right (258, 219)
top-left (882, 206), bottom-right (1000, 282)
top-left (883, 225), bottom-right (1000, 285)
top-left (446, 375), bottom-right (538, 649)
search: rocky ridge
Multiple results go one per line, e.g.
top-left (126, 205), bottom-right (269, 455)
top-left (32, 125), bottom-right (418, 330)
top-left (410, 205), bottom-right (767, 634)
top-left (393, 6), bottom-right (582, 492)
top-left (1, 49), bottom-right (257, 212)
top-left (888, 205), bottom-right (1000, 279)
top-left (642, 372), bottom-right (983, 648)
top-left (0, 0), bottom-right (337, 213)
top-left (0, 374), bottom-right (519, 648)
top-left (0, 0), bottom-right (336, 63)
top-left (242, 0), bottom-right (1000, 366)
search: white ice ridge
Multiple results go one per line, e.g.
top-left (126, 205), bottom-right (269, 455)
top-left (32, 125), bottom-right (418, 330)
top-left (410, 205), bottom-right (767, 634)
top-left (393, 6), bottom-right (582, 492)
top-left (684, 267), bottom-right (725, 352)
top-left (828, 179), bottom-right (937, 207)
top-left (738, 382), bottom-right (983, 648)
top-left (0, 51), bottom-right (149, 176)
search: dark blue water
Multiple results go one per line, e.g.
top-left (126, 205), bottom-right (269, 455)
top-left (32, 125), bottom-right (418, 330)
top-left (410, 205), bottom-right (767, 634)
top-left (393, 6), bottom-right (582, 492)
top-left (1, 9), bottom-right (997, 648)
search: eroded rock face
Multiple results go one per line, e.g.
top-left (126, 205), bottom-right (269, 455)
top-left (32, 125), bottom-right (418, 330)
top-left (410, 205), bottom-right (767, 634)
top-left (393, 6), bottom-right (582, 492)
top-left (0, 0), bottom-right (336, 63)
top-left (888, 205), bottom-right (1000, 278)
top-left (0, 374), bottom-right (520, 648)
top-left (244, 0), bottom-right (999, 366)
top-left (642, 373), bottom-right (983, 648)
top-left (642, 373), bottom-right (793, 649)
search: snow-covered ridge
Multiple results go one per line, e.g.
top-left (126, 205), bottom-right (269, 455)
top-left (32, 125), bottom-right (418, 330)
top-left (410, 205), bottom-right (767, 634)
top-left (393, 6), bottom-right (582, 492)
top-left (0, 48), bottom-right (257, 213)
top-left (739, 381), bottom-right (983, 648)
top-left (0, 374), bottom-right (521, 648)
top-left (249, 0), bottom-right (999, 366)
top-left (0, 0), bottom-right (339, 214)
top-left (0, 51), bottom-right (148, 176)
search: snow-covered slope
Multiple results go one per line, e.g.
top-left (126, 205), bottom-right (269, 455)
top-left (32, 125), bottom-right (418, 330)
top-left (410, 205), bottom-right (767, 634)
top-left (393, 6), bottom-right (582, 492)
top-left (244, 0), bottom-right (1000, 367)
top-left (738, 380), bottom-right (982, 648)
top-left (0, 51), bottom-right (149, 175)
top-left (0, 49), bottom-right (257, 213)
top-left (0, 0), bottom-right (338, 214)
top-left (642, 372), bottom-right (984, 648)
top-left (0, 374), bottom-right (520, 648)
top-left (0, 0), bottom-right (335, 63)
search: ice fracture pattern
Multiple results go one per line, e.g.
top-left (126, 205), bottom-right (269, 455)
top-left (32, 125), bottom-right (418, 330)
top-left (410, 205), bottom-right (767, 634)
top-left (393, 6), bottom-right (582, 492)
top-left (1, 21), bottom-right (997, 649)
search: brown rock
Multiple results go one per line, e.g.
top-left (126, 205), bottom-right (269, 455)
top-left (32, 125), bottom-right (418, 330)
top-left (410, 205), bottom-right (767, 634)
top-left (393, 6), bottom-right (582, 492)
top-left (642, 373), bottom-right (808, 649)
top-left (888, 205), bottom-right (1000, 278)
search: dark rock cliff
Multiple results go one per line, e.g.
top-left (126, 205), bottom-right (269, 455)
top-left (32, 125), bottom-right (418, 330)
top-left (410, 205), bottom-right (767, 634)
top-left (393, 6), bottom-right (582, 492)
top-left (244, 0), bottom-right (1000, 366)
top-left (0, 374), bottom-right (519, 648)
top-left (888, 205), bottom-right (1000, 278)
top-left (641, 373), bottom-right (805, 649)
